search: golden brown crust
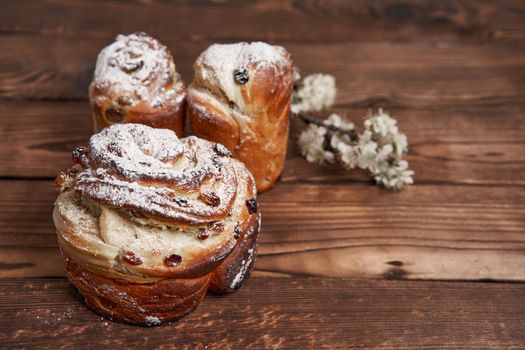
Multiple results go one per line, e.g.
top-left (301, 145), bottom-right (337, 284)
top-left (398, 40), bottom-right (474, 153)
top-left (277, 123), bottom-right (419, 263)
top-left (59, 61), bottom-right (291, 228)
top-left (60, 211), bottom-right (259, 325)
top-left (54, 206), bottom-right (239, 281)
top-left (89, 32), bottom-right (186, 136)
top-left (62, 251), bottom-right (210, 326)
top-left (187, 42), bottom-right (293, 192)
top-left (209, 212), bottom-right (260, 294)
top-left (53, 124), bottom-right (261, 325)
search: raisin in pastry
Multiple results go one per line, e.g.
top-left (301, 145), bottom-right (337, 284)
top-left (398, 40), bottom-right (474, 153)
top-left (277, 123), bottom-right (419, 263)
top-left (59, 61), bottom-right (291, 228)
top-left (187, 42), bottom-right (293, 192)
top-left (53, 124), bottom-right (260, 326)
top-left (89, 32), bottom-right (186, 136)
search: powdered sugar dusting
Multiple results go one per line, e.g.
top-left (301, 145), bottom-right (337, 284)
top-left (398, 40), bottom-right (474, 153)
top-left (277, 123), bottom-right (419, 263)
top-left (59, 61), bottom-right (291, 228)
top-left (144, 315), bottom-right (161, 326)
top-left (75, 124), bottom-right (240, 224)
top-left (93, 32), bottom-right (179, 103)
top-left (89, 123), bottom-right (185, 180)
top-left (194, 42), bottom-right (290, 111)
top-left (230, 248), bottom-right (255, 289)
top-left (197, 42), bottom-right (288, 71)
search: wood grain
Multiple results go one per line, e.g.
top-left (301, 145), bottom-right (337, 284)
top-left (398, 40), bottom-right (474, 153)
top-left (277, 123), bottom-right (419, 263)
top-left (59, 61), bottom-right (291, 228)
top-left (2, 180), bottom-right (523, 281)
top-left (1, 101), bottom-right (524, 185)
top-left (259, 183), bottom-right (525, 281)
top-left (1, 0), bottom-right (525, 347)
top-left (1, 277), bottom-right (524, 349)
top-left (1, 35), bottom-right (525, 107)
top-left (2, 0), bottom-right (525, 44)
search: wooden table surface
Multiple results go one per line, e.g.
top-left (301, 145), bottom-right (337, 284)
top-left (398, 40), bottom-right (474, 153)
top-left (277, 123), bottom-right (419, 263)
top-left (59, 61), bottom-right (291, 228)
top-left (1, 1), bottom-right (525, 349)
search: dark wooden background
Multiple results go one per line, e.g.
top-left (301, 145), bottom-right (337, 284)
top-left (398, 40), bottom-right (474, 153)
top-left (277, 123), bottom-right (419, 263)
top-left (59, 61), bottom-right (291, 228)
top-left (1, 1), bottom-right (525, 349)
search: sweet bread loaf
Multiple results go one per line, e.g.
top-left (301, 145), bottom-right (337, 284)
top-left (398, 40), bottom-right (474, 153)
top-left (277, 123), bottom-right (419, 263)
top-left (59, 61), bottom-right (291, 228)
top-left (53, 124), bottom-right (260, 325)
top-left (187, 42), bottom-right (293, 192)
top-left (89, 33), bottom-right (186, 136)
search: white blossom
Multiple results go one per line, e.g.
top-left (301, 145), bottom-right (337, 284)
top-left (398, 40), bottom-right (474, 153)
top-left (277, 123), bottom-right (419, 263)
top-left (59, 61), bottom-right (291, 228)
top-left (324, 113), bottom-right (354, 131)
top-left (292, 66), bottom-right (301, 83)
top-left (293, 73), bottom-right (413, 190)
top-left (364, 109), bottom-right (399, 138)
top-left (336, 134), bottom-right (379, 172)
top-left (326, 114), bottom-right (354, 151)
top-left (336, 142), bottom-right (359, 169)
top-left (373, 160), bottom-right (414, 190)
top-left (298, 110), bottom-right (414, 190)
top-left (291, 74), bottom-right (336, 114)
top-left (391, 132), bottom-right (408, 158)
top-left (355, 137), bottom-right (380, 172)
top-left (330, 132), bottom-right (352, 150)
top-left (364, 108), bottom-right (408, 157)
top-left (376, 144), bottom-right (394, 163)
top-left (297, 124), bottom-right (334, 165)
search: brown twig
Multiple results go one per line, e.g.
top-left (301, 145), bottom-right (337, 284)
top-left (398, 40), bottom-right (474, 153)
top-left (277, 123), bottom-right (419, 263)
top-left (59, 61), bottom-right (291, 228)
top-left (297, 113), bottom-right (358, 141)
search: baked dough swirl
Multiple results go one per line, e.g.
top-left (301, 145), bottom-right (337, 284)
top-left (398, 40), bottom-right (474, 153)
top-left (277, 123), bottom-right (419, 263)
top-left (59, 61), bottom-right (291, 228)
top-left (53, 124), bottom-right (260, 325)
top-left (89, 32), bottom-right (186, 136)
top-left (187, 42), bottom-right (293, 192)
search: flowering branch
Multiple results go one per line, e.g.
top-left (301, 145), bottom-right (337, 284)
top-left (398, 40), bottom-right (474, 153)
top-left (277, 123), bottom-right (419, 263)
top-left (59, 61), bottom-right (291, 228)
top-left (297, 113), bottom-right (358, 141)
top-left (292, 73), bottom-right (414, 190)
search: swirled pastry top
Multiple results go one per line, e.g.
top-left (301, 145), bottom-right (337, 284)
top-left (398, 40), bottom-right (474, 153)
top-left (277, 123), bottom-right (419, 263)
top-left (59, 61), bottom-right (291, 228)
top-left (91, 32), bottom-right (185, 109)
top-left (54, 124), bottom-right (258, 281)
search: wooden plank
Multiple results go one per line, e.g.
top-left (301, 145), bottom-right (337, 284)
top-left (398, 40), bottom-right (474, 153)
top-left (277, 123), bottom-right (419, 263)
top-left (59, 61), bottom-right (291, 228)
top-left (0, 101), bottom-right (92, 177)
top-left (1, 277), bottom-right (524, 349)
top-left (282, 144), bottom-right (525, 186)
top-left (2, 0), bottom-right (525, 44)
top-left (1, 101), bottom-right (524, 185)
top-left (2, 180), bottom-right (524, 281)
top-left (259, 184), bottom-right (525, 281)
top-left (1, 35), bottom-right (525, 106)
